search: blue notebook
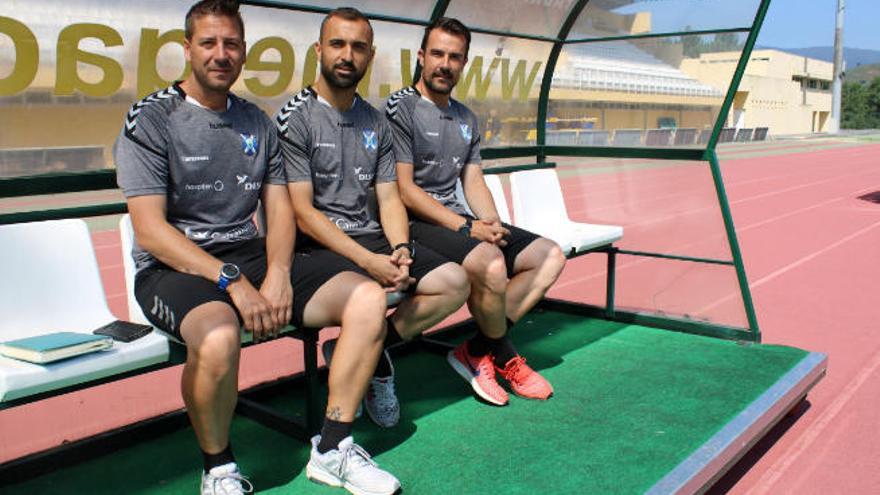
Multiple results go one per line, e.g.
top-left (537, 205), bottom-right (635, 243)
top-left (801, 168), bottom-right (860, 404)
top-left (0, 332), bottom-right (113, 364)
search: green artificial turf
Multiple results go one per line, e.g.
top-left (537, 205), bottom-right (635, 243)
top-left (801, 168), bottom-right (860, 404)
top-left (5, 311), bottom-right (808, 494)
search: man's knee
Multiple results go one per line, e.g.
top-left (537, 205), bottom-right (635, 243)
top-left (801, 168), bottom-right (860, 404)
top-left (344, 281), bottom-right (388, 338)
top-left (188, 322), bottom-right (241, 378)
top-left (431, 262), bottom-right (471, 303)
top-left (529, 240), bottom-right (567, 288)
top-left (464, 244), bottom-right (508, 294)
top-left (544, 242), bottom-right (567, 275)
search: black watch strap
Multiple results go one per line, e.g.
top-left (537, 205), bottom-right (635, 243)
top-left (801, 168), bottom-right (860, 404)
top-left (393, 242), bottom-right (415, 258)
top-left (457, 217), bottom-right (473, 237)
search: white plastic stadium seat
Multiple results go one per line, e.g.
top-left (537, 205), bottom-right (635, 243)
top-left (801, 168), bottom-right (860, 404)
top-left (509, 169), bottom-right (623, 255)
top-left (119, 214), bottom-right (150, 325)
top-left (454, 175), bottom-right (512, 224)
top-left (0, 219), bottom-right (169, 402)
top-left (483, 175), bottom-right (512, 224)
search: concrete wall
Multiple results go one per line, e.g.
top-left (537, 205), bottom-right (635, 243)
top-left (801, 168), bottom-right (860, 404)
top-left (681, 50), bottom-right (833, 135)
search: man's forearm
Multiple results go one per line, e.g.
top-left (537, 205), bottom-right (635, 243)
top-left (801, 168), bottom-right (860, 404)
top-left (135, 218), bottom-right (225, 282)
top-left (400, 183), bottom-right (469, 230)
top-left (462, 168), bottom-right (501, 222)
top-left (262, 185), bottom-right (295, 274)
top-left (378, 194), bottom-right (410, 247)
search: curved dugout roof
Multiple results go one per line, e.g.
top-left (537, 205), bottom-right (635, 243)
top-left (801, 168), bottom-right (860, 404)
top-left (0, 0), bottom-right (771, 338)
top-left (244, 0), bottom-right (771, 158)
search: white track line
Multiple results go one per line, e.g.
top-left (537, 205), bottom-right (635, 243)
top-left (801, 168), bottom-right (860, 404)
top-left (745, 344), bottom-right (880, 495)
top-left (550, 185), bottom-right (880, 294)
top-left (698, 220), bottom-right (880, 314)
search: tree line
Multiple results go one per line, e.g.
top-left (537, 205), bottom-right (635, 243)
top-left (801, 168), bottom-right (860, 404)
top-left (843, 77), bottom-right (880, 129)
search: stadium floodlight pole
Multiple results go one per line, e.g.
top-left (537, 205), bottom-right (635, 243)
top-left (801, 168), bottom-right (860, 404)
top-left (829, 0), bottom-right (845, 133)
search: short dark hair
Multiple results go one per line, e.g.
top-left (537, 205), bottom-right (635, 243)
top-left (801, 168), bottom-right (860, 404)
top-left (185, 0), bottom-right (245, 41)
top-left (320, 7), bottom-right (373, 43)
top-left (421, 17), bottom-right (471, 56)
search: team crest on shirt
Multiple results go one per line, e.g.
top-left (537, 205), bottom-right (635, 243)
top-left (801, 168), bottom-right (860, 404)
top-left (362, 129), bottom-right (378, 151)
top-left (240, 133), bottom-right (258, 156)
top-left (459, 123), bottom-right (472, 141)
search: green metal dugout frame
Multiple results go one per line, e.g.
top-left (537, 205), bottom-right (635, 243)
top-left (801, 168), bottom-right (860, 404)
top-left (0, 0), bottom-right (770, 342)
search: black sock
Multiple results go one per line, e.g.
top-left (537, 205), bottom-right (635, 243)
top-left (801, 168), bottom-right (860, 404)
top-left (373, 318), bottom-right (402, 378)
top-left (467, 332), bottom-right (493, 357)
top-left (317, 418), bottom-right (353, 454)
top-left (384, 318), bottom-right (403, 348)
top-left (203, 443), bottom-right (235, 472)
top-left (373, 349), bottom-right (394, 378)
top-left (491, 336), bottom-right (519, 368)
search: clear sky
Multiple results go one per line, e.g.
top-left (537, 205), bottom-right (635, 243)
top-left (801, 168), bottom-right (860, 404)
top-left (758, 0), bottom-right (879, 50)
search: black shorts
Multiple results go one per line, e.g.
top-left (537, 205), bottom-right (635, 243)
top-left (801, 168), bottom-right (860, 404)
top-left (290, 233), bottom-right (451, 327)
top-left (409, 217), bottom-right (540, 277)
top-left (134, 238), bottom-right (267, 341)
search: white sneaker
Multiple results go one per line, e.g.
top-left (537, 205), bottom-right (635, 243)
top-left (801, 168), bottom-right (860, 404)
top-left (306, 435), bottom-right (401, 495)
top-left (364, 361), bottom-right (400, 428)
top-left (200, 463), bottom-right (253, 495)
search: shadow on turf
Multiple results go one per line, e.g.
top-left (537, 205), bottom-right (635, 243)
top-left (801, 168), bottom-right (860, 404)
top-left (6, 310), bottom-right (625, 494)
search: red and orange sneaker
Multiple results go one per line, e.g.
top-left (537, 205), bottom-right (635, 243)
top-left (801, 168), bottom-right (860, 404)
top-left (497, 356), bottom-right (554, 400)
top-left (447, 342), bottom-right (509, 406)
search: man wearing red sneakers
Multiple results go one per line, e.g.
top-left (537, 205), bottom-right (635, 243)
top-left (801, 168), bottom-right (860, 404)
top-left (385, 18), bottom-right (567, 405)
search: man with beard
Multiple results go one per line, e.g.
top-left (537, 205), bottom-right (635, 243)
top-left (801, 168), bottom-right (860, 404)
top-left (275, 8), bottom-right (469, 494)
top-left (385, 18), bottom-right (567, 406)
top-left (114, 1), bottom-right (292, 493)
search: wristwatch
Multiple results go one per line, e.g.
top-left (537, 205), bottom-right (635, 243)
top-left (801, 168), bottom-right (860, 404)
top-left (217, 262), bottom-right (241, 291)
top-left (393, 242), bottom-right (416, 260)
top-left (457, 218), bottom-right (473, 238)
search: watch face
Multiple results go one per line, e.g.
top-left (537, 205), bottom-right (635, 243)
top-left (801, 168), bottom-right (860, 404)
top-left (221, 263), bottom-right (240, 280)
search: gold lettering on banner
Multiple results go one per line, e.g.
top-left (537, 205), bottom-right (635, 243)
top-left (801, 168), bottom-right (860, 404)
top-left (0, 16), bottom-right (546, 103)
top-left (56, 23), bottom-right (124, 97)
top-left (501, 58), bottom-right (542, 102)
top-left (138, 28), bottom-right (189, 98)
top-left (357, 58), bottom-right (373, 98)
top-left (301, 44), bottom-right (318, 88)
top-left (245, 36), bottom-right (294, 97)
top-left (456, 56), bottom-right (500, 101)
top-left (0, 16), bottom-right (39, 95)
top-left (399, 48), bottom-right (413, 88)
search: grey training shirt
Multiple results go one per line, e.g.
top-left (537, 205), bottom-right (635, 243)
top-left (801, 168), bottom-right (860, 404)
top-left (385, 86), bottom-right (481, 215)
top-left (275, 88), bottom-right (396, 236)
top-left (114, 83), bottom-right (286, 270)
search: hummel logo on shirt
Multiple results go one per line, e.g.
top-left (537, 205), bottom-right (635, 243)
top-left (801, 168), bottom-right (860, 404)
top-left (182, 156), bottom-right (210, 162)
